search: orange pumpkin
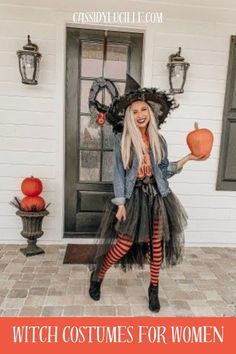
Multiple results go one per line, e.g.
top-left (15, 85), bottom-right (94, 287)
top-left (21, 176), bottom-right (43, 196)
top-left (20, 196), bottom-right (45, 212)
top-left (186, 122), bottom-right (214, 157)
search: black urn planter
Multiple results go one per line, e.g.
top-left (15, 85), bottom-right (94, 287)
top-left (16, 209), bottom-right (49, 256)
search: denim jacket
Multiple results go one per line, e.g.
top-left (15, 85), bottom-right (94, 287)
top-left (111, 132), bottom-right (183, 205)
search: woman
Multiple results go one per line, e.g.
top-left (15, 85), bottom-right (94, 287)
top-left (88, 76), bottom-right (210, 312)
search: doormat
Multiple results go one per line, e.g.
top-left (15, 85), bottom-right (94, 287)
top-left (63, 244), bottom-right (98, 264)
top-left (63, 244), bottom-right (149, 265)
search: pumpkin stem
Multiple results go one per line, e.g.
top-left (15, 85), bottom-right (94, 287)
top-left (194, 121), bottom-right (199, 130)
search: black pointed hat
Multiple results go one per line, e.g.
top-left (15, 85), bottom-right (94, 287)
top-left (106, 74), bottom-right (179, 133)
top-left (124, 73), bottom-right (140, 93)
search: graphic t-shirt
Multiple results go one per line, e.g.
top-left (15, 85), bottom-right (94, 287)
top-left (136, 135), bottom-right (153, 179)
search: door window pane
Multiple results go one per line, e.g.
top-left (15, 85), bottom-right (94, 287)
top-left (104, 87), bottom-right (113, 106)
top-left (102, 151), bottom-right (113, 181)
top-left (104, 84), bottom-right (125, 107)
top-left (80, 151), bottom-right (100, 181)
top-left (81, 41), bottom-right (103, 77)
top-left (80, 80), bottom-right (102, 113)
top-left (103, 122), bottom-right (114, 150)
top-left (80, 116), bottom-right (101, 149)
top-left (115, 82), bottom-right (126, 96)
top-left (105, 44), bottom-right (128, 79)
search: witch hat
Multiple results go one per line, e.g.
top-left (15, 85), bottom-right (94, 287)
top-left (106, 74), bottom-right (179, 133)
top-left (124, 73), bottom-right (140, 94)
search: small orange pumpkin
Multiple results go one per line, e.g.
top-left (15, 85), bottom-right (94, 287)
top-left (186, 122), bottom-right (214, 157)
top-left (21, 176), bottom-right (43, 197)
top-left (20, 196), bottom-right (45, 212)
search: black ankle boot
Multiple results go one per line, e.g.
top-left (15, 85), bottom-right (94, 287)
top-left (148, 283), bottom-right (161, 312)
top-left (89, 271), bottom-right (102, 301)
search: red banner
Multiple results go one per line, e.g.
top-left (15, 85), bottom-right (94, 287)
top-left (0, 317), bottom-right (234, 354)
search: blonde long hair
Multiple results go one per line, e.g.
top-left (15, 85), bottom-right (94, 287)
top-left (120, 102), bottom-right (165, 169)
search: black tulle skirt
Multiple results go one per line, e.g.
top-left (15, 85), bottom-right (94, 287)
top-left (90, 176), bottom-right (188, 280)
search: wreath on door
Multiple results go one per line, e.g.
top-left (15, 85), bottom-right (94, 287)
top-left (88, 77), bottom-right (119, 125)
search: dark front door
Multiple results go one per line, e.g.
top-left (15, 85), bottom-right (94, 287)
top-left (65, 28), bottom-right (143, 238)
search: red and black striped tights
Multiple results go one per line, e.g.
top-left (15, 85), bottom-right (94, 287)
top-left (97, 219), bottom-right (162, 286)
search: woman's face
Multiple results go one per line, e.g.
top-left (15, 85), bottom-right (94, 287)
top-left (130, 101), bottom-right (150, 129)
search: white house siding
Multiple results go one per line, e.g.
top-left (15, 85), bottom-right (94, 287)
top-left (0, 0), bottom-right (236, 245)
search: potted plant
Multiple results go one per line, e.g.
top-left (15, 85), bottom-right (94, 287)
top-left (10, 176), bottom-right (51, 256)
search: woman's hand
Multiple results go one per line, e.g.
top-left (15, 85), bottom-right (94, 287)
top-left (116, 205), bottom-right (127, 222)
top-left (176, 152), bottom-right (210, 170)
top-left (187, 153), bottom-right (211, 161)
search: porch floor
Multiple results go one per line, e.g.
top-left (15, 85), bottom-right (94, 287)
top-left (0, 245), bottom-right (235, 317)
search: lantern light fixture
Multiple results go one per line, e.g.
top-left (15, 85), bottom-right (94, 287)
top-left (167, 47), bottom-right (190, 94)
top-left (16, 35), bottom-right (42, 85)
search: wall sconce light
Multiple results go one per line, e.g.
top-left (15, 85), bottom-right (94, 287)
top-left (167, 47), bottom-right (190, 94)
top-left (16, 35), bottom-right (42, 85)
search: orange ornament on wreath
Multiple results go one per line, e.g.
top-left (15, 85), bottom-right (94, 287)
top-left (97, 112), bottom-right (106, 125)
